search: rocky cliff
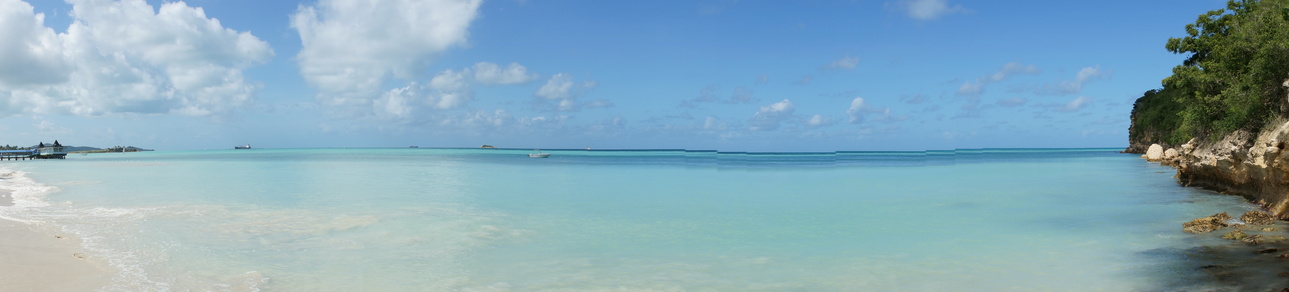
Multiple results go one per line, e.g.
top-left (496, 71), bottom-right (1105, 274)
top-left (1144, 120), bottom-right (1289, 219)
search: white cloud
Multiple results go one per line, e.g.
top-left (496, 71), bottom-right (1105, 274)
top-left (957, 82), bottom-right (985, 97)
top-left (847, 97), bottom-right (906, 124)
top-left (750, 99), bottom-right (796, 131)
top-left (1055, 96), bottom-right (1091, 112)
top-left (0, 0), bottom-right (69, 87)
top-left (374, 85), bottom-right (415, 119)
top-left (428, 69), bottom-right (472, 109)
top-left (533, 73), bottom-right (600, 112)
top-left (535, 73), bottom-right (574, 100)
top-left (807, 114), bottom-right (834, 127)
top-left (847, 97), bottom-right (872, 123)
top-left (899, 0), bottom-right (968, 21)
top-left (440, 109), bottom-right (512, 128)
top-left (0, 0), bottom-right (273, 117)
top-left (755, 74), bottom-right (769, 84)
top-left (1040, 66), bottom-right (1107, 95)
top-left (820, 55), bottom-right (859, 70)
top-left (292, 0), bottom-right (482, 107)
top-left (957, 62), bottom-right (1040, 97)
top-left (472, 62), bottom-right (537, 85)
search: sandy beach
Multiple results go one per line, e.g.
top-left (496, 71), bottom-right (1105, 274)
top-left (0, 189), bottom-right (111, 291)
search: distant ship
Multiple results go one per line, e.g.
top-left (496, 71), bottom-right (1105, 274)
top-left (234, 144), bottom-right (251, 149)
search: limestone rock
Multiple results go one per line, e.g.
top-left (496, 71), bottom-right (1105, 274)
top-left (1222, 229), bottom-right (1249, 240)
top-left (1242, 210), bottom-right (1276, 225)
top-left (1184, 212), bottom-right (1232, 233)
top-left (1164, 148), bottom-right (1179, 160)
top-left (1146, 144), bottom-right (1164, 161)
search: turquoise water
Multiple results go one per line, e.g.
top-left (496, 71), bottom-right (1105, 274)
top-left (0, 148), bottom-right (1261, 291)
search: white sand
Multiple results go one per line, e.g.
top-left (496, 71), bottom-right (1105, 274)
top-left (0, 218), bottom-right (111, 291)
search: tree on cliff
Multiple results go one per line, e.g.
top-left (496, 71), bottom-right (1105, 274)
top-left (1161, 0), bottom-right (1289, 141)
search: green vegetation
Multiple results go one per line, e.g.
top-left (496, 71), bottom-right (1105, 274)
top-left (1130, 88), bottom-right (1187, 145)
top-left (68, 146), bottom-right (152, 153)
top-left (1131, 0), bottom-right (1289, 144)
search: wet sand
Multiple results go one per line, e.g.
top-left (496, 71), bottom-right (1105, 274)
top-left (0, 218), bottom-right (111, 291)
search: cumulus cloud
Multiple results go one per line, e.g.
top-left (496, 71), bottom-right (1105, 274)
top-left (957, 62), bottom-right (1040, 97)
top-left (535, 73), bottom-right (575, 100)
top-left (368, 62), bottom-right (536, 120)
top-left (820, 55), bottom-right (859, 70)
top-left (533, 73), bottom-right (600, 112)
top-left (292, 0), bottom-right (482, 108)
top-left (1038, 66), bottom-right (1107, 95)
top-left (898, 0), bottom-right (968, 20)
top-left (428, 69), bottom-right (472, 109)
top-left (1054, 96), bottom-right (1091, 112)
top-left (807, 114), bottom-right (834, 127)
top-left (749, 99), bottom-right (796, 131)
top-left (0, 0), bottom-right (273, 117)
top-left (0, 0), bottom-right (69, 87)
top-left (472, 62), bottom-right (537, 85)
top-left (848, 97), bottom-right (906, 124)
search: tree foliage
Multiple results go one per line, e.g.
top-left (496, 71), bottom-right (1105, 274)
top-left (1129, 88), bottom-right (1187, 145)
top-left (1156, 0), bottom-right (1289, 141)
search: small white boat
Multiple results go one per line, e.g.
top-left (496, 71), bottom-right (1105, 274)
top-left (528, 149), bottom-right (550, 158)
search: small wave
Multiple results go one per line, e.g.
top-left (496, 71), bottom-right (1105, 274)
top-left (0, 167), bottom-right (56, 212)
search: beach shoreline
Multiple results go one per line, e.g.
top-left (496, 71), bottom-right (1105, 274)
top-left (0, 217), bottom-right (112, 291)
top-left (0, 174), bottom-right (113, 291)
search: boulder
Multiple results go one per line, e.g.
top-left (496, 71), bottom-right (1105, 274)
top-left (1164, 148), bottom-right (1179, 160)
top-left (1222, 229), bottom-right (1249, 240)
top-left (1146, 144), bottom-right (1164, 161)
top-left (1184, 212), bottom-right (1232, 233)
top-left (1242, 210), bottom-right (1276, 225)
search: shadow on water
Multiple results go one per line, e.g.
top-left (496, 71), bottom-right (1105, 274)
top-left (1137, 230), bottom-right (1289, 292)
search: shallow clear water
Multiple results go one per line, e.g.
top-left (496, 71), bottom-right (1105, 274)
top-left (0, 148), bottom-right (1263, 291)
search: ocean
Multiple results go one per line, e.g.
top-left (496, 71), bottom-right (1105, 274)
top-left (0, 148), bottom-right (1267, 291)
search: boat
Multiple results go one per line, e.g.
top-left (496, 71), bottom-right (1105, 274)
top-left (234, 144), bottom-right (251, 149)
top-left (528, 149), bottom-right (550, 158)
top-left (409, 146), bottom-right (419, 148)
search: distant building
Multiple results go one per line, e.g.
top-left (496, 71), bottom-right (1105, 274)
top-left (35, 140), bottom-right (66, 159)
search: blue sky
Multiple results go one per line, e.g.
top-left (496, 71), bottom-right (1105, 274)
top-left (0, 0), bottom-right (1225, 151)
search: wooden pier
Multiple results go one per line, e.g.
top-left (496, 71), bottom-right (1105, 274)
top-left (0, 150), bottom-right (36, 160)
top-left (0, 149), bottom-right (65, 160)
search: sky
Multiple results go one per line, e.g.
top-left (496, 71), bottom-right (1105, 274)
top-left (0, 0), bottom-right (1229, 151)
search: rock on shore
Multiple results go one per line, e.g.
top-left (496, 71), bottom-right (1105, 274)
top-left (1170, 121), bottom-right (1289, 219)
top-left (1145, 144), bottom-right (1165, 161)
top-left (1242, 210), bottom-right (1276, 225)
top-left (1184, 212), bottom-right (1232, 233)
